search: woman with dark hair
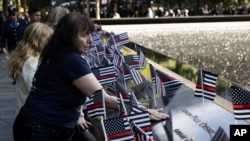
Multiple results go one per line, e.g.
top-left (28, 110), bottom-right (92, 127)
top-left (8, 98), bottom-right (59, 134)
top-left (12, 13), bottom-right (168, 141)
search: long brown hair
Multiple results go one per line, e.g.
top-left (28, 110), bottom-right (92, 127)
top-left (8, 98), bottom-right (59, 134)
top-left (41, 12), bottom-right (94, 61)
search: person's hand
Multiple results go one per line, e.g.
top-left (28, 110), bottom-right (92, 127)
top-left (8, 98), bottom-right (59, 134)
top-left (147, 108), bottom-right (169, 121)
top-left (76, 116), bottom-right (92, 131)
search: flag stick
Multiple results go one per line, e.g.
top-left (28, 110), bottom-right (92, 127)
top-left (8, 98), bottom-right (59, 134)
top-left (119, 93), bottom-right (128, 116)
top-left (102, 89), bottom-right (107, 120)
top-left (100, 119), bottom-right (108, 141)
top-left (95, 45), bottom-right (101, 66)
top-left (200, 70), bottom-right (207, 124)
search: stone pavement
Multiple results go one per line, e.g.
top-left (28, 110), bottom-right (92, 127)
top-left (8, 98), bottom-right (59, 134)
top-left (0, 53), bottom-right (15, 141)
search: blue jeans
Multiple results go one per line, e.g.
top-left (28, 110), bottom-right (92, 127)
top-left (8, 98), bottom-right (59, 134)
top-left (13, 112), bottom-right (74, 141)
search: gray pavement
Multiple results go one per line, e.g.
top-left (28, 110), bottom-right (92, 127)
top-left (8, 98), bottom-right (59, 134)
top-left (0, 53), bottom-right (15, 141)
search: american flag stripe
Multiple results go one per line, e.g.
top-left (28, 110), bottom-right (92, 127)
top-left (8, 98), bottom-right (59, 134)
top-left (156, 70), bottom-right (183, 96)
top-left (128, 106), bottom-right (153, 137)
top-left (91, 65), bottom-right (116, 85)
top-left (111, 49), bottom-right (123, 68)
top-left (211, 127), bottom-right (229, 141)
top-left (115, 82), bottom-right (130, 100)
top-left (136, 46), bottom-right (147, 69)
top-left (156, 75), bottom-right (166, 96)
top-left (130, 69), bottom-right (147, 84)
top-left (109, 32), bottom-right (129, 49)
top-left (122, 63), bottom-right (132, 81)
top-left (195, 90), bottom-right (216, 100)
top-left (234, 114), bottom-right (250, 119)
top-left (103, 117), bottom-right (134, 141)
top-left (106, 83), bottom-right (116, 96)
top-left (96, 44), bottom-right (105, 56)
top-left (124, 55), bottom-right (140, 69)
top-left (230, 85), bottom-right (250, 119)
top-left (108, 131), bottom-right (133, 140)
top-left (196, 84), bottom-right (216, 92)
top-left (88, 110), bottom-right (105, 117)
top-left (194, 70), bottom-right (218, 101)
top-left (105, 47), bottom-right (114, 59)
top-left (86, 90), bottom-right (105, 118)
top-left (233, 104), bottom-right (250, 109)
top-left (149, 64), bottom-right (156, 84)
top-left (131, 122), bottom-right (153, 141)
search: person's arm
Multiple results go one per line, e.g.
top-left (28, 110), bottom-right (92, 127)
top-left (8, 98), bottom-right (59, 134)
top-left (72, 73), bottom-right (119, 110)
top-left (73, 73), bottom-right (168, 120)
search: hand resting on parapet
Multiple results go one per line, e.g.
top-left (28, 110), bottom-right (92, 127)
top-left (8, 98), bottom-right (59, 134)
top-left (148, 108), bottom-right (169, 121)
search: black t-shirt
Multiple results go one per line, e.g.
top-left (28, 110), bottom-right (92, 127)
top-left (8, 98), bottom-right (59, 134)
top-left (23, 53), bottom-right (91, 128)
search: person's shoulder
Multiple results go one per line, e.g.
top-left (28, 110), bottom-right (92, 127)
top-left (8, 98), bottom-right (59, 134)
top-left (63, 53), bottom-right (85, 62)
top-left (18, 18), bottom-right (28, 25)
top-left (23, 56), bottom-right (39, 70)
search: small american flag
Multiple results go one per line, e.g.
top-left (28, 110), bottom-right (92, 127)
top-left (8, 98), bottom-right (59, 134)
top-left (102, 117), bottom-right (134, 141)
top-left (106, 83), bottom-right (116, 96)
top-left (155, 75), bottom-right (166, 96)
top-left (105, 46), bottom-right (114, 60)
top-left (86, 89), bottom-right (106, 119)
top-left (124, 54), bottom-right (140, 69)
top-left (95, 42), bottom-right (105, 57)
top-left (121, 62), bottom-right (133, 81)
top-left (91, 64), bottom-right (116, 85)
top-left (131, 122), bottom-right (154, 141)
top-left (115, 82), bottom-right (131, 102)
top-left (111, 48), bottom-right (124, 68)
top-left (109, 32), bottom-right (129, 50)
top-left (194, 70), bottom-right (218, 101)
top-left (130, 68), bottom-right (148, 85)
top-left (135, 45), bottom-right (147, 69)
top-left (210, 127), bottom-right (229, 141)
top-left (156, 70), bottom-right (183, 96)
top-left (230, 85), bottom-right (250, 119)
top-left (128, 106), bottom-right (153, 137)
top-left (149, 64), bottom-right (156, 84)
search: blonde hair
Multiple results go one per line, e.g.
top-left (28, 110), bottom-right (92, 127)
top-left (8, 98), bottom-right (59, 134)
top-left (7, 22), bottom-right (54, 79)
top-left (46, 7), bottom-right (70, 28)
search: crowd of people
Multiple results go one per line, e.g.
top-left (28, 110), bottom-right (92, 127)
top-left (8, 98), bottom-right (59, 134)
top-left (0, 5), bottom-right (169, 141)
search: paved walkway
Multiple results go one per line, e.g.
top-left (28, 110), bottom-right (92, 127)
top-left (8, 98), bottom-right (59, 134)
top-left (0, 53), bottom-right (15, 141)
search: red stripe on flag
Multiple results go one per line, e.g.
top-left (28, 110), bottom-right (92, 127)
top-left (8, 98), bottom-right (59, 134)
top-left (108, 130), bottom-right (133, 139)
top-left (141, 126), bottom-right (152, 132)
top-left (96, 74), bottom-right (116, 80)
top-left (233, 104), bottom-right (250, 109)
top-left (128, 61), bottom-right (139, 65)
top-left (203, 85), bottom-right (216, 92)
top-left (87, 103), bottom-right (103, 110)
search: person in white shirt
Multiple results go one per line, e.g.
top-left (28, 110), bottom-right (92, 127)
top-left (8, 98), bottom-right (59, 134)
top-left (112, 10), bottom-right (120, 19)
top-left (7, 22), bottom-right (53, 113)
top-left (147, 7), bottom-right (154, 18)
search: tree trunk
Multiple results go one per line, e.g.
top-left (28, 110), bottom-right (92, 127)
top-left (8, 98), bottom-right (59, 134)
top-left (95, 0), bottom-right (100, 19)
top-left (2, 0), bottom-right (8, 16)
top-left (86, 0), bottom-right (90, 16)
